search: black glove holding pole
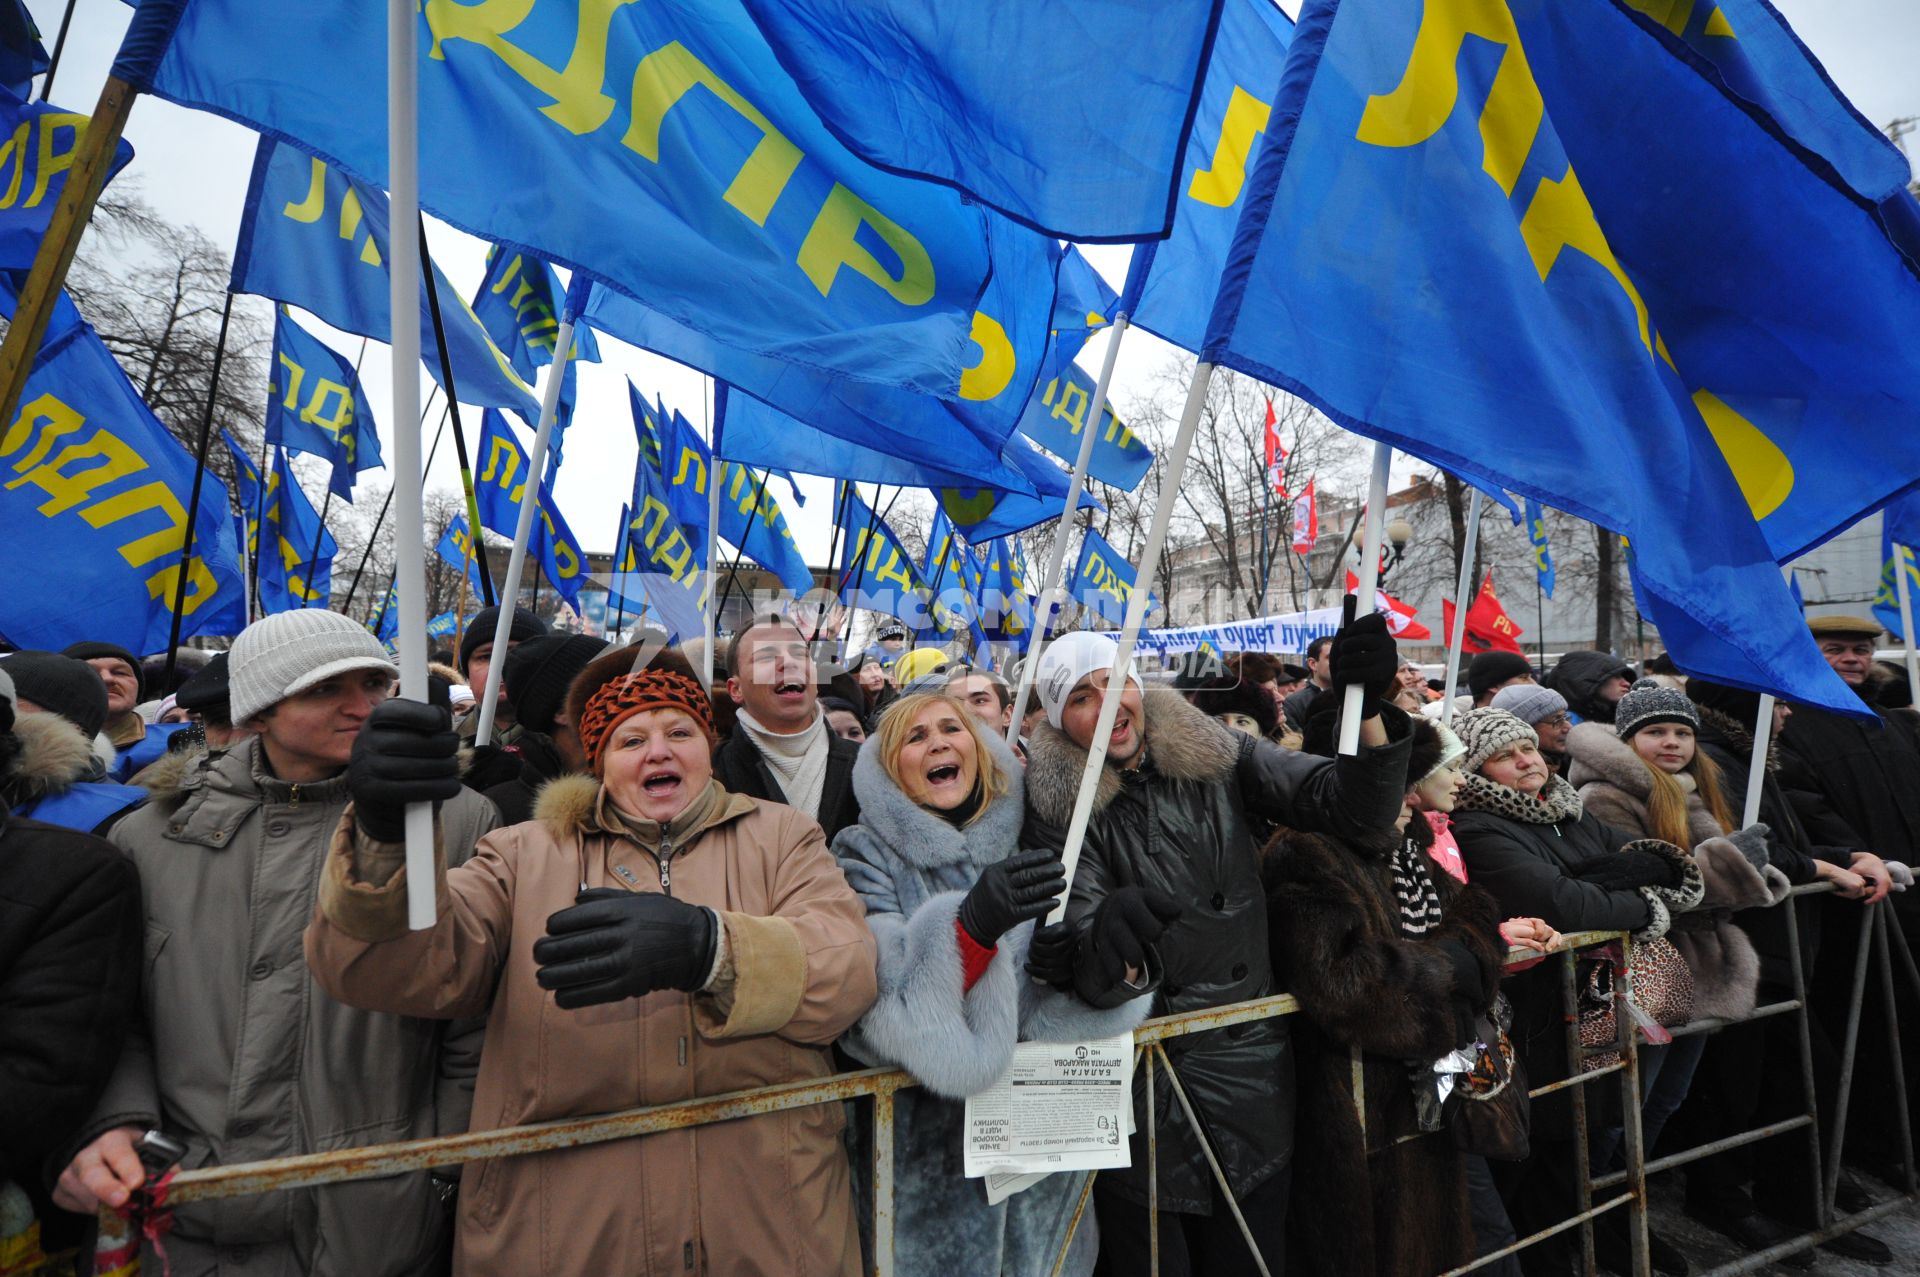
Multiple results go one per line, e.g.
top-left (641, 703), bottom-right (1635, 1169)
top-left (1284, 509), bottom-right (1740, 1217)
top-left (1327, 609), bottom-right (1400, 723)
top-left (534, 888), bottom-right (718, 1009)
top-left (348, 700), bottom-right (464, 842)
top-left (1571, 848), bottom-right (1681, 892)
top-left (1026, 922), bottom-right (1078, 991)
top-left (958, 848), bottom-right (1067, 947)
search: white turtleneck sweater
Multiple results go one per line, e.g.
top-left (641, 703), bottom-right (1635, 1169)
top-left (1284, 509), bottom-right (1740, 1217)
top-left (735, 706), bottom-right (830, 819)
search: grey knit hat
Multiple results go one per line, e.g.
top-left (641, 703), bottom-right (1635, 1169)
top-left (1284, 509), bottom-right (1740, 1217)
top-left (1490, 683), bottom-right (1568, 727)
top-left (1614, 677), bottom-right (1698, 741)
top-left (230, 610), bottom-right (398, 723)
top-left (1455, 708), bottom-right (1539, 775)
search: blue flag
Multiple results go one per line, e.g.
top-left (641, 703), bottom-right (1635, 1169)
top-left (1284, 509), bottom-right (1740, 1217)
top-left (434, 514), bottom-right (485, 594)
top-left (1525, 497), bottom-right (1555, 599)
top-left (1623, 0), bottom-right (1919, 258)
top-left (221, 430), bottom-right (264, 561)
top-left (936, 434), bottom-right (1105, 543)
top-left (230, 137), bottom-right (539, 419)
top-left (125, 0), bottom-right (1030, 406)
top-left (257, 448), bottom-right (334, 614)
top-left (1201, 0), bottom-right (1916, 717)
top-left (835, 484), bottom-right (935, 629)
top-left (1120, 0), bottom-right (1295, 354)
top-left (426, 609), bottom-right (468, 641)
top-left (576, 210), bottom-right (1062, 493)
top-left (367, 581), bottom-right (399, 645)
top-left (1874, 493), bottom-right (1920, 640)
top-left (1069, 529), bottom-right (1159, 628)
top-left (0, 2), bottom-right (45, 99)
top-left (739, 0), bottom-right (1227, 242)
top-left (265, 308), bottom-right (382, 500)
top-left (980, 537), bottom-right (1036, 647)
top-left (472, 411), bottom-right (586, 609)
top-left (619, 439), bottom-right (711, 645)
top-left (0, 286), bottom-right (246, 649)
top-left (0, 89), bottom-right (135, 270)
top-left (650, 399), bottom-right (814, 597)
top-left (471, 246), bottom-right (601, 383)
top-left (918, 508), bottom-right (988, 647)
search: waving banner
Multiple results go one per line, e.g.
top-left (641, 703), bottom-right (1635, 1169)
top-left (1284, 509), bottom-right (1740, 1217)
top-left (0, 285), bottom-right (245, 650)
top-left (0, 88), bottom-right (135, 270)
top-left (472, 411), bottom-right (586, 608)
top-left (264, 308), bottom-right (382, 499)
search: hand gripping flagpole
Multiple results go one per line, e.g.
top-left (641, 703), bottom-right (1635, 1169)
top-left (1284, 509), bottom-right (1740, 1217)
top-left (1046, 357), bottom-right (1209, 924)
top-left (1006, 312), bottom-right (1130, 745)
top-left (387, 0), bottom-right (436, 929)
top-left (473, 316), bottom-right (577, 747)
top-left (1440, 490), bottom-right (1483, 727)
top-left (1338, 443), bottom-right (1393, 756)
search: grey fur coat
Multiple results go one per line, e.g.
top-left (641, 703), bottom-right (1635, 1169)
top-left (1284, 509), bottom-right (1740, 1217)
top-left (1568, 722), bottom-right (1790, 1020)
top-left (833, 726), bottom-right (1151, 1277)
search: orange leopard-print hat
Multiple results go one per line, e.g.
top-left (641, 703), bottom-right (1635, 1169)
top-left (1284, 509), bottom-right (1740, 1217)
top-left (578, 668), bottom-right (717, 773)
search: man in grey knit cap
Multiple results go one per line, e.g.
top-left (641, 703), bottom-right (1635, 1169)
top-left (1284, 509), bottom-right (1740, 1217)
top-left (1490, 682), bottom-right (1572, 776)
top-left (54, 610), bottom-right (499, 1276)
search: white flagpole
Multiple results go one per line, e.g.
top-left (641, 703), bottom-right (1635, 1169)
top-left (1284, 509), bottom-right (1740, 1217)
top-left (1046, 358), bottom-right (1209, 923)
top-left (1440, 492), bottom-right (1483, 727)
top-left (1741, 693), bottom-right (1777, 830)
top-left (705, 379), bottom-right (720, 686)
top-left (1896, 542), bottom-right (1920, 710)
top-left (1006, 312), bottom-right (1129, 744)
top-left (386, 0), bottom-right (435, 928)
top-left (1338, 443), bottom-right (1393, 756)
top-left (472, 320), bottom-right (575, 747)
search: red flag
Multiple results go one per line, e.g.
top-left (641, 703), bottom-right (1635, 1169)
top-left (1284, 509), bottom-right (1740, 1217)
top-left (1346, 570), bottom-right (1432, 641)
top-left (1443, 573), bottom-right (1525, 654)
top-left (1263, 397), bottom-right (1288, 497)
top-left (1290, 478), bottom-right (1317, 554)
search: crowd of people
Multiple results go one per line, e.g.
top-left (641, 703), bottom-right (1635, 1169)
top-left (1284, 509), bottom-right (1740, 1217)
top-left (2, 605), bottom-right (1917, 1276)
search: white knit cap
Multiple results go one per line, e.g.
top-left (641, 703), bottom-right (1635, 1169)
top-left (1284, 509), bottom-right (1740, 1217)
top-left (229, 610), bottom-right (398, 723)
top-left (1035, 631), bottom-right (1140, 729)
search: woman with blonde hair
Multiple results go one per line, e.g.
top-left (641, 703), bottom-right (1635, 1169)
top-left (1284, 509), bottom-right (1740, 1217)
top-left (832, 692), bottom-right (1161, 1276)
top-left (306, 642), bottom-right (877, 1276)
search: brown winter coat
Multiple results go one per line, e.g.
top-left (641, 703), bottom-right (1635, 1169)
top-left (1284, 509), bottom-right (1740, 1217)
top-left (78, 737), bottom-right (499, 1277)
top-left (1264, 825), bottom-right (1506, 1277)
top-left (1568, 723), bottom-right (1789, 1020)
top-left (305, 775), bottom-right (878, 1277)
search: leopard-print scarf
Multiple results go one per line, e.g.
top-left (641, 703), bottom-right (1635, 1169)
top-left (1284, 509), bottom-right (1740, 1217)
top-left (1457, 771), bottom-right (1583, 825)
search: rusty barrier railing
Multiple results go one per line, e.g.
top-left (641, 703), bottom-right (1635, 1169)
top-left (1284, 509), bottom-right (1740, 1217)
top-left (19, 892), bottom-right (1920, 1277)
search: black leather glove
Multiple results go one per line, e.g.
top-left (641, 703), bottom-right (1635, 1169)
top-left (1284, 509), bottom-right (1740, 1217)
top-left (1075, 887), bottom-right (1183, 1003)
top-left (958, 848), bottom-right (1067, 946)
top-left (1026, 921), bottom-right (1078, 991)
top-left (1327, 611), bottom-right (1399, 721)
top-left (1571, 848), bottom-right (1679, 892)
top-left (533, 888), bottom-right (718, 1009)
top-left (348, 699), bottom-right (463, 842)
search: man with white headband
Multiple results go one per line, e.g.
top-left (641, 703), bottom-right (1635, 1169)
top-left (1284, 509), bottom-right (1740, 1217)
top-left (1022, 618), bottom-right (1412, 1277)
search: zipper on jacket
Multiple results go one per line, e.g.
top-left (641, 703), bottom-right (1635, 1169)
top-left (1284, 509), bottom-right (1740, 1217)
top-left (288, 783), bottom-right (300, 808)
top-left (658, 836), bottom-right (674, 895)
top-left (684, 1240), bottom-right (695, 1270)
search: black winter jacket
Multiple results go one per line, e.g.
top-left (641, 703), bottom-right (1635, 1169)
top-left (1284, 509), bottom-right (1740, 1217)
top-left (1450, 777), bottom-right (1657, 936)
top-left (479, 730), bottom-right (571, 827)
top-left (712, 722), bottom-right (861, 844)
top-left (1022, 691), bottom-right (1411, 1212)
top-left (0, 810), bottom-right (142, 1196)
top-left (1778, 699), bottom-right (1920, 867)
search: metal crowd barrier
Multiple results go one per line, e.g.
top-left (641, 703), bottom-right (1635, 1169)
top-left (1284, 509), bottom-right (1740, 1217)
top-left (22, 891), bottom-right (1919, 1277)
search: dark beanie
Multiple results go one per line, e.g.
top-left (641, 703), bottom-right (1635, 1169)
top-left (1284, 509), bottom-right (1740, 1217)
top-left (1187, 675), bottom-right (1278, 738)
top-left (1467, 650), bottom-right (1535, 701)
top-left (1686, 677), bottom-right (1762, 729)
top-left (459, 607), bottom-right (548, 674)
top-left (504, 634), bottom-right (608, 735)
top-left (174, 652), bottom-right (232, 723)
top-left (6, 650), bottom-right (110, 739)
top-left (62, 640), bottom-right (144, 700)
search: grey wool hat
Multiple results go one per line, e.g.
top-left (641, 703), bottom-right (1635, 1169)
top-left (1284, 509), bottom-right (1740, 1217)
top-left (1490, 683), bottom-right (1568, 727)
top-left (1455, 708), bottom-right (1539, 776)
top-left (1614, 677), bottom-right (1698, 742)
top-left (229, 610), bottom-right (398, 724)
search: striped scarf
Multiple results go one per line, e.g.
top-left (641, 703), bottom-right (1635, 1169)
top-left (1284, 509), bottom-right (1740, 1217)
top-left (1391, 837), bottom-right (1446, 938)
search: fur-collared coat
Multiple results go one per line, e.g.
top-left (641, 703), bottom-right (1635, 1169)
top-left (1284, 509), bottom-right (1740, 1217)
top-left (1568, 723), bottom-right (1790, 1020)
top-left (1264, 825), bottom-right (1506, 1277)
top-left (1023, 689), bottom-right (1412, 1212)
top-left (308, 777), bottom-right (877, 1277)
top-left (831, 728), bottom-right (1151, 1277)
top-left (1, 711), bottom-right (146, 835)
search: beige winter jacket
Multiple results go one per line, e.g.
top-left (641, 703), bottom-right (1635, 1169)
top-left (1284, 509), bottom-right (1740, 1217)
top-left (305, 775), bottom-right (878, 1277)
top-left (80, 737), bottom-right (499, 1277)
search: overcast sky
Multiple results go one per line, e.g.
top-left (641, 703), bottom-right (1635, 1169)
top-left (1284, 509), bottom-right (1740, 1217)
top-left (36, 0), bottom-right (1920, 570)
